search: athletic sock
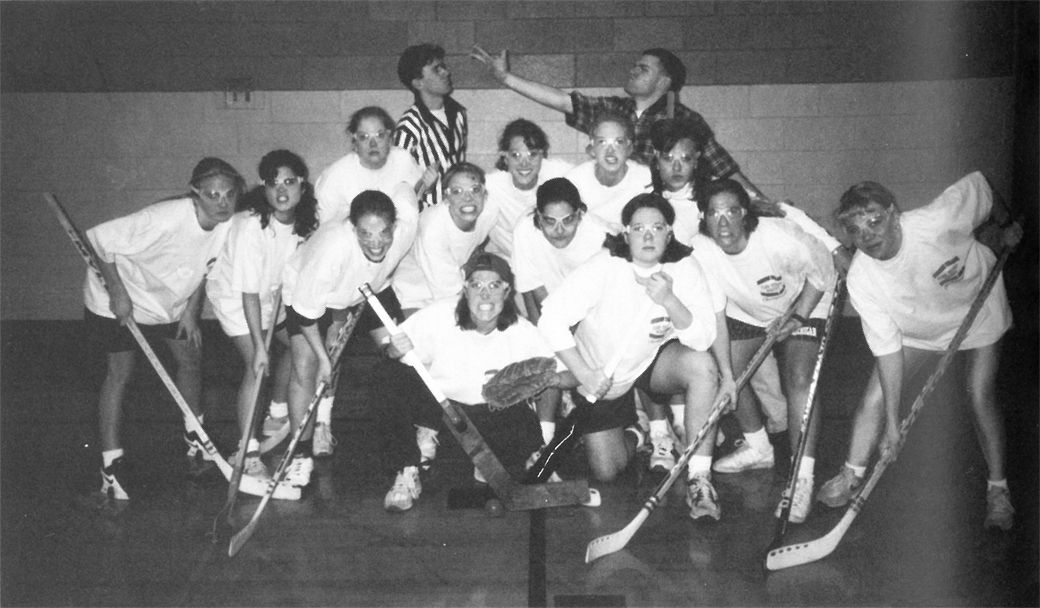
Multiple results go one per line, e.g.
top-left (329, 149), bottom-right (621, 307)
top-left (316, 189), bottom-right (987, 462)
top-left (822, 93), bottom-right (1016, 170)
top-left (669, 404), bottom-right (685, 431)
top-left (316, 396), bottom-right (334, 426)
top-left (649, 419), bottom-right (670, 438)
top-left (744, 427), bottom-right (771, 454)
top-left (102, 448), bottom-right (124, 468)
top-left (246, 438), bottom-right (261, 454)
top-left (987, 479), bottom-right (1009, 490)
top-left (269, 401), bottom-right (288, 419)
top-left (539, 421), bottom-right (556, 445)
top-left (687, 455), bottom-right (712, 480)
top-left (846, 462), bottom-right (867, 478)
top-left (798, 456), bottom-right (816, 479)
top-left (296, 440), bottom-right (313, 458)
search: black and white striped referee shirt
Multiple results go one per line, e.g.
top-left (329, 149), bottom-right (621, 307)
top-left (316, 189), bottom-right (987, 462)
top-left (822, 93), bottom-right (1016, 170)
top-left (393, 97), bottom-right (468, 211)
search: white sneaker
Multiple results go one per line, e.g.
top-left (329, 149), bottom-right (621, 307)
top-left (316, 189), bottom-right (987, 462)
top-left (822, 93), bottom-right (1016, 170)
top-left (285, 455), bottom-right (314, 487)
top-left (262, 414), bottom-right (289, 436)
top-left (100, 457), bottom-right (130, 501)
top-left (686, 474), bottom-right (721, 520)
top-left (776, 476), bottom-right (814, 523)
top-left (237, 473), bottom-right (301, 501)
top-left (712, 440), bottom-right (774, 474)
top-left (416, 426), bottom-right (439, 472)
top-left (649, 434), bottom-right (676, 472)
top-left (384, 466), bottom-right (422, 512)
top-left (313, 422), bottom-right (336, 458)
top-left (231, 450), bottom-right (271, 480)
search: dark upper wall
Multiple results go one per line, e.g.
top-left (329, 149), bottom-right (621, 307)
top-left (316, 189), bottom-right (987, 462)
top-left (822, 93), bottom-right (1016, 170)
top-left (0, 0), bottom-right (1017, 93)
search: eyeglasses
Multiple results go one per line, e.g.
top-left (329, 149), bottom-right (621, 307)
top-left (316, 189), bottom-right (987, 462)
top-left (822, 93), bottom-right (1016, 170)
top-left (446, 185), bottom-right (486, 197)
top-left (704, 207), bottom-right (744, 222)
top-left (592, 137), bottom-right (631, 148)
top-left (355, 130), bottom-right (390, 143)
top-left (659, 152), bottom-right (697, 164)
top-left (464, 279), bottom-right (508, 293)
top-left (504, 150), bottom-right (544, 162)
top-left (538, 211), bottom-right (582, 229)
top-left (840, 209), bottom-right (891, 236)
top-left (263, 176), bottom-right (302, 188)
top-left (627, 223), bottom-right (671, 235)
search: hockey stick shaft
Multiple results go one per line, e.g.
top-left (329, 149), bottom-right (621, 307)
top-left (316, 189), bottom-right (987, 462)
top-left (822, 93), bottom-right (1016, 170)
top-left (44, 193), bottom-right (233, 479)
top-left (771, 277), bottom-right (844, 542)
top-left (585, 301), bottom-right (798, 562)
top-left (228, 304), bottom-right (363, 556)
top-left (766, 248), bottom-right (1011, 570)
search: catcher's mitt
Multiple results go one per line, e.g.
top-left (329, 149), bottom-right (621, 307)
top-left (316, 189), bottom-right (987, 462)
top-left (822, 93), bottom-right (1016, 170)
top-left (482, 357), bottom-right (560, 411)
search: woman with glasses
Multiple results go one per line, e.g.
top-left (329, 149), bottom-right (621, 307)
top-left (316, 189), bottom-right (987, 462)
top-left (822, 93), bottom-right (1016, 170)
top-left (392, 162), bottom-right (498, 317)
top-left (379, 252), bottom-right (557, 512)
top-left (485, 118), bottom-right (573, 261)
top-left (538, 193), bottom-right (736, 520)
top-left (206, 150), bottom-right (318, 490)
top-left (564, 113), bottom-right (651, 231)
top-left (690, 178), bottom-right (837, 525)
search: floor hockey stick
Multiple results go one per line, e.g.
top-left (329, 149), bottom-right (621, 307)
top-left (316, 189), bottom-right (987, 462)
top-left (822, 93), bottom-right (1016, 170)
top-left (44, 193), bottom-right (233, 479)
top-left (770, 277), bottom-right (844, 545)
top-left (256, 360), bottom-right (339, 454)
top-left (766, 248), bottom-right (1011, 571)
top-left (359, 283), bottom-right (589, 511)
top-left (585, 303), bottom-right (798, 562)
top-left (228, 305), bottom-right (363, 556)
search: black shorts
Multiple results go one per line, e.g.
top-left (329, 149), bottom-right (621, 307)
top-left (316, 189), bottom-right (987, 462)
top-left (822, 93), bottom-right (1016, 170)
top-left (726, 316), bottom-right (826, 343)
top-left (84, 308), bottom-right (180, 354)
top-left (285, 287), bottom-right (404, 340)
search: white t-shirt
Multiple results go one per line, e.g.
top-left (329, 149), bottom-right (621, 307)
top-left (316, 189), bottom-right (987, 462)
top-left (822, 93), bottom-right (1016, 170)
top-left (392, 200), bottom-right (497, 310)
top-left (484, 157), bottom-right (573, 260)
top-left (848, 171), bottom-right (1012, 356)
top-left (565, 160), bottom-right (652, 229)
top-left (84, 197), bottom-right (231, 325)
top-left (539, 252), bottom-right (723, 400)
top-left (206, 211), bottom-right (302, 336)
top-left (661, 186), bottom-right (701, 246)
top-left (282, 183), bottom-right (418, 319)
top-left (400, 298), bottom-right (556, 405)
top-left (691, 218), bottom-right (836, 327)
top-left (512, 213), bottom-right (611, 294)
top-left (314, 148), bottom-right (423, 224)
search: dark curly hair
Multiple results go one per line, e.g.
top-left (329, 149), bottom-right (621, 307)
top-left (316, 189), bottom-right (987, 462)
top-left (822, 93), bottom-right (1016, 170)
top-left (696, 178), bottom-right (758, 237)
top-left (603, 193), bottom-right (693, 263)
top-left (241, 149), bottom-right (319, 238)
top-left (494, 118), bottom-right (550, 172)
top-left (649, 117), bottom-right (713, 196)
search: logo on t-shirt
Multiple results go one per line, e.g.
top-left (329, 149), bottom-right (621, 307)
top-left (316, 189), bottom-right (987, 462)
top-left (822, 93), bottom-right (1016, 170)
top-left (932, 256), bottom-right (964, 288)
top-left (756, 275), bottom-right (786, 300)
top-left (648, 316), bottom-right (672, 341)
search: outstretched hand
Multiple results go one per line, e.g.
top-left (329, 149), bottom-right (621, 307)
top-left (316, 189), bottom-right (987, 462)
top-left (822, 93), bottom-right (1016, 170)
top-left (470, 45), bottom-right (509, 81)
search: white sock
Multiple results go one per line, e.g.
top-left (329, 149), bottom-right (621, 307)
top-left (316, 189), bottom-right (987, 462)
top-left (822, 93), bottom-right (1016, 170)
top-left (846, 462), bottom-right (867, 478)
top-left (687, 455), bottom-right (712, 479)
top-left (316, 395), bottom-right (334, 425)
top-left (539, 421), bottom-right (556, 445)
top-left (649, 419), bottom-right (670, 438)
top-left (669, 404), bottom-right (685, 431)
top-left (744, 427), bottom-right (771, 454)
top-left (798, 456), bottom-right (816, 479)
top-left (987, 479), bottom-right (1009, 490)
top-left (102, 448), bottom-right (124, 468)
top-left (246, 438), bottom-right (261, 454)
top-left (269, 401), bottom-right (288, 419)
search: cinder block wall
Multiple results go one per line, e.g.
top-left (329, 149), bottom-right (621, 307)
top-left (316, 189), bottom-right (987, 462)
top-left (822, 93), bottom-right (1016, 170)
top-left (0, 1), bottom-right (1023, 320)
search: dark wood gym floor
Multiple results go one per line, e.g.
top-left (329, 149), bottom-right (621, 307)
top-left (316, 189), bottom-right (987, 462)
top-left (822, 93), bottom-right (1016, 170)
top-left (2, 305), bottom-right (1036, 607)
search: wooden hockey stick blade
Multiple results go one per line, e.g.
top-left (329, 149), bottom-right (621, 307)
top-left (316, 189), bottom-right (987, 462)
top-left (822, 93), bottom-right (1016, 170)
top-left (585, 506), bottom-right (653, 563)
top-left (43, 193), bottom-right (233, 479)
top-left (766, 509), bottom-right (855, 570)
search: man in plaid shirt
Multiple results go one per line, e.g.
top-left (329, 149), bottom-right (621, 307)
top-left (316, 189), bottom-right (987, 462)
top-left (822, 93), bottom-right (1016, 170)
top-left (472, 45), bottom-right (771, 205)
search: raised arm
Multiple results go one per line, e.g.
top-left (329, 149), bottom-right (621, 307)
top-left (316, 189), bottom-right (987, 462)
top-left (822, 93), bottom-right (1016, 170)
top-left (471, 45), bottom-right (574, 114)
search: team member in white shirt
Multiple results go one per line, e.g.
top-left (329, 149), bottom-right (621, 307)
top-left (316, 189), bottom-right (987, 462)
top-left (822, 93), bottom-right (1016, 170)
top-left (539, 193), bottom-right (737, 520)
top-left (380, 252), bottom-right (555, 512)
top-left (393, 162), bottom-right (498, 315)
top-left (564, 114), bottom-right (651, 231)
top-left (86, 158), bottom-right (242, 500)
top-left (818, 172), bottom-right (1021, 531)
top-left (691, 179), bottom-right (837, 523)
top-left (485, 118), bottom-right (573, 260)
top-left (206, 150), bottom-right (318, 486)
top-left (280, 186), bottom-right (418, 488)
top-left (314, 106), bottom-right (424, 224)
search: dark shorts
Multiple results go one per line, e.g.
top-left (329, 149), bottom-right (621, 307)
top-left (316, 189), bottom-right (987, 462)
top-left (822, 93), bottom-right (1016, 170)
top-left (726, 316), bottom-right (825, 343)
top-left (84, 308), bottom-right (181, 354)
top-left (572, 339), bottom-right (677, 435)
top-left (286, 287), bottom-right (404, 343)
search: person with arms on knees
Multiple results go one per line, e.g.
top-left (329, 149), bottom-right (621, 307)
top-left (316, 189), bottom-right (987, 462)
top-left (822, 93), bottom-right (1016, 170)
top-left (392, 162), bottom-right (498, 316)
top-left (280, 187), bottom-right (418, 489)
top-left (87, 157), bottom-right (241, 499)
top-left (485, 118), bottom-right (573, 261)
top-left (206, 151), bottom-right (318, 485)
top-left (564, 113), bottom-right (651, 231)
top-left (472, 45), bottom-right (772, 205)
top-left (690, 179), bottom-right (837, 523)
top-left (819, 173), bottom-right (1021, 531)
top-left (395, 43), bottom-right (467, 211)
top-left (380, 252), bottom-right (558, 512)
top-left (538, 193), bottom-right (736, 520)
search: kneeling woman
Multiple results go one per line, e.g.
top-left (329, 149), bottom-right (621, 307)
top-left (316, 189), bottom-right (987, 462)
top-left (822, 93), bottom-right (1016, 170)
top-left (538, 193), bottom-right (736, 520)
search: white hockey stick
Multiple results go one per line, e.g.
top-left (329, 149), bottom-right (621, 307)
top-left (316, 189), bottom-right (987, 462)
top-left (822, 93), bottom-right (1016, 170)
top-left (44, 193), bottom-right (233, 479)
top-left (766, 248), bottom-right (1011, 571)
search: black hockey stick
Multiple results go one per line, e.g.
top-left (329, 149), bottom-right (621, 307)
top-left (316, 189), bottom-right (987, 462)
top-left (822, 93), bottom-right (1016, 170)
top-left (766, 247), bottom-right (1011, 570)
top-left (228, 304), bottom-right (363, 556)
